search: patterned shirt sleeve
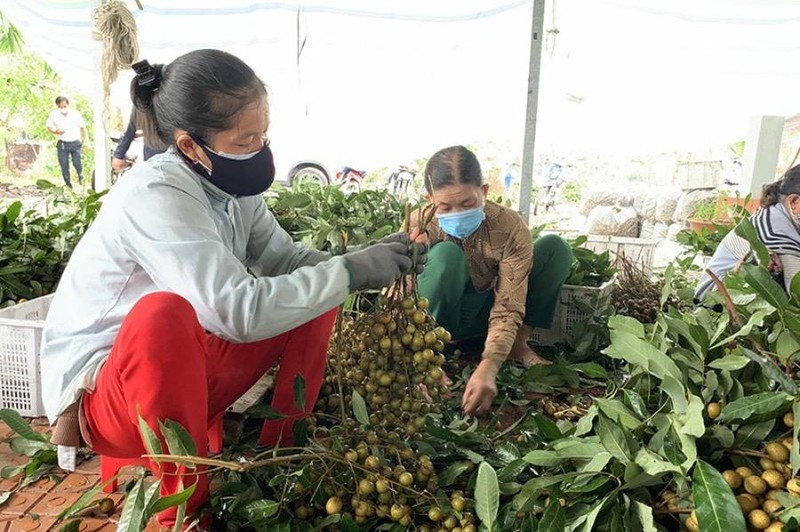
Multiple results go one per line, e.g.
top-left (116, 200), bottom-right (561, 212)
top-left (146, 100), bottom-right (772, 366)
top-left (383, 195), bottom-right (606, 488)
top-left (482, 216), bottom-right (533, 362)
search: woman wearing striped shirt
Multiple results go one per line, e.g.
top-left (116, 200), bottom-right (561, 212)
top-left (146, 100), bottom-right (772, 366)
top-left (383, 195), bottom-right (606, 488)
top-left (694, 165), bottom-right (800, 302)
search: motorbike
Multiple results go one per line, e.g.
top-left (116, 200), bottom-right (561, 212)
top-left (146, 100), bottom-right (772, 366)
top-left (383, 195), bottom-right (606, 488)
top-left (334, 166), bottom-right (366, 194)
top-left (385, 164), bottom-right (417, 199)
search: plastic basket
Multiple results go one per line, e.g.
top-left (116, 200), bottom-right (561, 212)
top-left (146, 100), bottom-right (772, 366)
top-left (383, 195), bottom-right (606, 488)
top-left (530, 279), bottom-right (615, 346)
top-left (550, 232), bottom-right (658, 275)
top-left (579, 235), bottom-right (658, 275)
top-left (0, 295), bottom-right (53, 417)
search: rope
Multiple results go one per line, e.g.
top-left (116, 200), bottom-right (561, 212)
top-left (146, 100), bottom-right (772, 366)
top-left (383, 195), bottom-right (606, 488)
top-left (91, 1), bottom-right (140, 115)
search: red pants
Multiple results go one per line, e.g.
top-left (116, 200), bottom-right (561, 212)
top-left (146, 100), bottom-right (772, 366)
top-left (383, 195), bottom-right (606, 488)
top-left (81, 292), bottom-right (337, 525)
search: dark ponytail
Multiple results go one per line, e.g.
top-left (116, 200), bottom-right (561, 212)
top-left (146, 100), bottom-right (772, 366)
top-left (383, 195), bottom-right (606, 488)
top-left (130, 50), bottom-right (267, 152)
top-left (761, 164), bottom-right (800, 208)
top-left (423, 145), bottom-right (483, 194)
top-left (131, 61), bottom-right (166, 150)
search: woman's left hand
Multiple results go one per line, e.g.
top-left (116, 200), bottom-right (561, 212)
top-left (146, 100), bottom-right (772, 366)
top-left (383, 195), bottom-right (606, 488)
top-left (462, 359), bottom-right (500, 416)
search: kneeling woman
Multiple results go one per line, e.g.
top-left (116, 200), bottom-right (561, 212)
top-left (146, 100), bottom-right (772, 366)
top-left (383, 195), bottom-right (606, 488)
top-left (40, 49), bottom-right (423, 528)
top-left (411, 145), bottom-right (572, 416)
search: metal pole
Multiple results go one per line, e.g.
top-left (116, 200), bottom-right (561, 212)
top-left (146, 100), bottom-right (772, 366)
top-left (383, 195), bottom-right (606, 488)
top-left (518, 0), bottom-right (545, 224)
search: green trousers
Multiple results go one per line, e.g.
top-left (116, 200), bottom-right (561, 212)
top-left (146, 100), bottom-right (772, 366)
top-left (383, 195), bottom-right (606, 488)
top-left (417, 234), bottom-right (573, 339)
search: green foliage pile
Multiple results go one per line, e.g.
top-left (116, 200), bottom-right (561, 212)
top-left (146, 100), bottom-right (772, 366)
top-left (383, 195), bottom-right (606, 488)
top-left (266, 183), bottom-right (417, 254)
top-left (0, 183), bottom-right (104, 306)
top-left (565, 236), bottom-right (616, 287)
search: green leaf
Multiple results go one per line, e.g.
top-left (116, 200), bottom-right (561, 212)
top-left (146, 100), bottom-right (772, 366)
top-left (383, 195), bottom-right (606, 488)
top-left (117, 476), bottom-right (148, 532)
top-left (691, 460), bottom-right (747, 532)
top-left (475, 462), bottom-right (499, 532)
top-left (633, 500), bottom-right (658, 532)
top-left (148, 483), bottom-right (197, 514)
top-left (570, 494), bottom-right (611, 532)
top-left (574, 405), bottom-right (598, 437)
top-left (708, 355), bottom-right (750, 371)
top-left (293, 373), bottom-right (306, 412)
top-left (9, 436), bottom-right (54, 456)
top-left (136, 409), bottom-right (163, 457)
top-left (734, 218), bottom-right (769, 267)
top-left (538, 499), bottom-right (566, 532)
top-left (0, 409), bottom-right (48, 442)
top-left (242, 499), bottom-right (280, 521)
top-left (597, 417), bottom-right (631, 464)
top-left (567, 362), bottom-right (608, 379)
top-left (605, 329), bottom-right (682, 383)
top-left (712, 308), bottom-right (772, 347)
top-left (740, 348), bottom-right (797, 394)
top-left (742, 263), bottom-right (789, 312)
top-left (0, 491), bottom-right (10, 507)
top-left (593, 398), bottom-right (641, 430)
top-left (734, 419), bottom-right (775, 449)
top-left (57, 473), bottom-right (124, 520)
top-left (633, 448), bottom-right (682, 476)
top-left (159, 419), bottom-right (197, 459)
top-left (523, 450), bottom-right (563, 467)
top-left (439, 461), bottom-right (473, 487)
top-left (513, 473), bottom-right (582, 511)
top-left (58, 521), bottom-right (81, 532)
top-left (717, 392), bottom-right (794, 424)
top-left (791, 271), bottom-right (800, 304)
top-left (351, 390), bottom-right (370, 426)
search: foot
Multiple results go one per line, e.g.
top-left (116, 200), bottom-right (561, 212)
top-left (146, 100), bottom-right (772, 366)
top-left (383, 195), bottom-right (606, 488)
top-left (508, 345), bottom-right (552, 367)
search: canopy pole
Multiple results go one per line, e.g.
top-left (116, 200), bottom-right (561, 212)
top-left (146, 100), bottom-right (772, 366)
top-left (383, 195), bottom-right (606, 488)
top-left (518, 0), bottom-right (545, 225)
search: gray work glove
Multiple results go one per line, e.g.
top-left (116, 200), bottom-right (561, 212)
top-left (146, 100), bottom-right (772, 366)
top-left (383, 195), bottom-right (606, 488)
top-left (343, 233), bottom-right (428, 290)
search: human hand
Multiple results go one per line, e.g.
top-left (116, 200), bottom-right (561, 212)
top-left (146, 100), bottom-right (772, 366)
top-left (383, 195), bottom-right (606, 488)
top-left (111, 157), bottom-right (126, 174)
top-left (769, 251), bottom-right (783, 274)
top-left (370, 232), bottom-right (428, 274)
top-left (344, 242), bottom-right (412, 290)
top-left (461, 359), bottom-right (500, 416)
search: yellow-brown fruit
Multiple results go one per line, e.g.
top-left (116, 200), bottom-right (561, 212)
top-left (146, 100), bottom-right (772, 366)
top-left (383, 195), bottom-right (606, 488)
top-left (685, 511), bottom-right (699, 532)
top-left (661, 490), bottom-right (676, 501)
top-left (707, 402), bottom-right (722, 419)
top-left (451, 495), bottom-right (467, 512)
top-left (782, 438), bottom-right (793, 451)
top-left (761, 458), bottom-right (777, 471)
top-left (398, 472), bottom-right (414, 487)
top-left (723, 470), bottom-right (743, 490)
top-left (736, 466), bottom-right (756, 479)
top-left (325, 496), bottom-right (343, 515)
top-left (749, 509), bottom-right (771, 529)
top-left (766, 489), bottom-right (784, 501)
top-left (766, 442), bottom-right (790, 463)
top-left (766, 521), bottom-right (784, 532)
top-left (745, 475), bottom-right (768, 495)
top-left (428, 507), bottom-right (443, 522)
top-left (762, 470), bottom-right (785, 489)
top-left (762, 499), bottom-right (782, 514)
top-left (98, 498), bottom-right (116, 515)
top-left (787, 478), bottom-right (800, 495)
top-left (737, 493), bottom-right (760, 514)
top-left (784, 411), bottom-right (795, 428)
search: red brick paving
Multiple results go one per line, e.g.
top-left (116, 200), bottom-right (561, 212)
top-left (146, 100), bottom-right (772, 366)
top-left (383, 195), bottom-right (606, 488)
top-left (0, 419), bottom-right (124, 532)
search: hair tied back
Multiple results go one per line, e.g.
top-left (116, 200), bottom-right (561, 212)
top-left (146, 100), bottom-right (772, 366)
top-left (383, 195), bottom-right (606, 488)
top-left (132, 59), bottom-right (162, 88)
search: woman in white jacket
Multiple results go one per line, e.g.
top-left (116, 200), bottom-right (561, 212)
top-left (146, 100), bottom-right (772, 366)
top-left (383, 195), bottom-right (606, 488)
top-left (41, 49), bottom-right (425, 529)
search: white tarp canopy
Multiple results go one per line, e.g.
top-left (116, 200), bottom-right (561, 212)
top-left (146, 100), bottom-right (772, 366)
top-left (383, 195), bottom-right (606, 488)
top-left (4, 0), bottom-right (800, 164)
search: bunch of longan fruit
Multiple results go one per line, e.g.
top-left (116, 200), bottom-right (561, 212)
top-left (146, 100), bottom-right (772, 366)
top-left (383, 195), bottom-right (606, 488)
top-left (318, 295), bottom-right (450, 436)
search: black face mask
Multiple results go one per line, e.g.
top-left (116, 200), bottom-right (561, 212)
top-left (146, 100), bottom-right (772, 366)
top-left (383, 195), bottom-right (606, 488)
top-left (188, 134), bottom-right (275, 196)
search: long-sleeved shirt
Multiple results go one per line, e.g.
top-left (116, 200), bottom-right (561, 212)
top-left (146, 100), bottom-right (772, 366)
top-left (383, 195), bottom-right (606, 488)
top-left (695, 202), bottom-right (800, 301)
top-left (41, 149), bottom-right (349, 422)
top-left (411, 201), bottom-right (533, 362)
top-left (113, 110), bottom-right (163, 161)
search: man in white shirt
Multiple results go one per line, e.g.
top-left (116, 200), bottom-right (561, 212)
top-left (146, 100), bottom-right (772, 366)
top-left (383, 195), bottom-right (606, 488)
top-left (46, 96), bottom-right (88, 188)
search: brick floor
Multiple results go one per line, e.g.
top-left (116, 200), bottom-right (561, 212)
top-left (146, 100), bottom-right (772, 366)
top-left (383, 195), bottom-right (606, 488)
top-left (0, 419), bottom-right (124, 531)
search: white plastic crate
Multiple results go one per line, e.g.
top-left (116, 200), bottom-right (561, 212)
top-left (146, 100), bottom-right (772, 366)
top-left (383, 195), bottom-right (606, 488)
top-left (530, 279), bottom-right (615, 346)
top-left (580, 235), bottom-right (658, 275)
top-left (0, 295), bottom-right (53, 417)
top-left (674, 160), bottom-right (722, 190)
top-left (552, 232), bottom-right (658, 275)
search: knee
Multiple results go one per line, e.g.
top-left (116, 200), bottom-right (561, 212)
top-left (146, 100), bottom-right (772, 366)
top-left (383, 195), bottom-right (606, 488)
top-left (535, 235), bottom-right (573, 270)
top-left (428, 241), bottom-right (467, 266)
top-left (129, 292), bottom-right (198, 330)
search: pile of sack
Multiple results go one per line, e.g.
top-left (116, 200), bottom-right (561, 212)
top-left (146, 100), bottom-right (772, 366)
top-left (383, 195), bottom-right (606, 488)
top-left (578, 187), bottom-right (717, 239)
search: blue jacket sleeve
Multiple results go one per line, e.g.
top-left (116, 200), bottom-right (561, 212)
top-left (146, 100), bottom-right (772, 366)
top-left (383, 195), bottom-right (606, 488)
top-left (113, 117), bottom-right (137, 160)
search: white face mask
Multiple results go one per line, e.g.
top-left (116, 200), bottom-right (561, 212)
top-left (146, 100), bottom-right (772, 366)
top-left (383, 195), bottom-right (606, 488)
top-left (60, 109), bottom-right (69, 115)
